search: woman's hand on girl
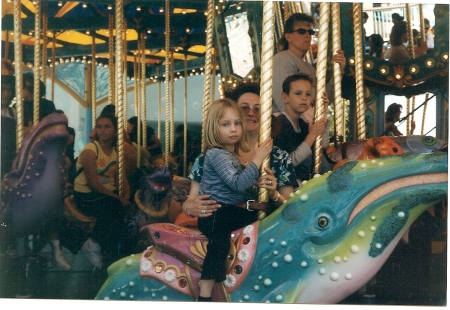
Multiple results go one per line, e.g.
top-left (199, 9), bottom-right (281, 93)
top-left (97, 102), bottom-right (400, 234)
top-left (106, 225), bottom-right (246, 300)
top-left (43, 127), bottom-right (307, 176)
top-left (184, 194), bottom-right (221, 218)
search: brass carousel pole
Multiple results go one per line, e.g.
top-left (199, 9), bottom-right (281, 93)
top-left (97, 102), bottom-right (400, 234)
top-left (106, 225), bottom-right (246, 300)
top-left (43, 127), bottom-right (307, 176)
top-left (332, 3), bottom-right (344, 141)
top-left (123, 21), bottom-right (128, 123)
top-left (51, 33), bottom-right (56, 102)
top-left (115, 0), bottom-right (125, 196)
top-left (419, 4), bottom-right (428, 135)
top-left (170, 49), bottom-right (175, 153)
top-left (313, 2), bottom-right (330, 175)
top-left (42, 1), bottom-right (48, 86)
top-left (183, 53), bottom-right (188, 177)
top-left (91, 34), bottom-right (97, 130)
top-left (14, 0), bottom-right (24, 148)
top-left (201, 0), bottom-right (215, 151)
top-left (141, 32), bottom-right (148, 164)
top-left (33, 0), bottom-right (41, 126)
top-left (258, 1), bottom-right (275, 219)
top-left (353, 3), bottom-right (366, 141)
top-left (421, 93), bottom-right (429, 135)
top-left (108, 13), bottom-right (115, 105)
top-left (405, 3), bottom-right (414, 135)
top-left (164, 0), bottom-right (171, 166)
top-left (135, 43), bottom-right (141, 167)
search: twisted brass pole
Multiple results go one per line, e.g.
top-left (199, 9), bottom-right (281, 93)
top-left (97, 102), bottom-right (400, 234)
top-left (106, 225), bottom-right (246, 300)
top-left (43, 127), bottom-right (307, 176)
top-left (258, 1), bottom-right (275, 219)
top-left (42, 1), bottom-right (48, 86)
top-left (141, 32), bottom-right (148, 164)
top-left (419, 4), bottom-right (426, 46)
top-left (136, 41), bottom-right (142, 166)
top-left (353, 3), bottom-right (366, 140)
top-left (115, 0), bottom-right (125, 196)
top-left (202, 0), bottom-right (214, 151)
top-left (405, 4), bottom-right (415, 59)
top-left (421, 93), bottom-right (429, 135)
top-left (108, 14), bottom-right (115, 105)
top-left (332, 3), bottom-right (344, 141)
top-left (91, 34), bottom-right (97, 129)
top-left (164, 0), bottom-right (171, 166)
top-left (14, 0), bottom-right (24, 148)
top-left (313, 2), bottom-right (330, 175)
top-left (33, 0), bottom-right (41, 126)
top-left (51, 32), bottom-right (56, 102)
top-left (183, 54), bottom-right (188, 177)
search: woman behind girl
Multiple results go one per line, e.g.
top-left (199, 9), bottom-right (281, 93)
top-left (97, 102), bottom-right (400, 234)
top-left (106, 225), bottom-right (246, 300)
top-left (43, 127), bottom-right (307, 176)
top-left (197, 98), bottom-right (272, 301)
top-left (73, 114), bottom-right (131, 270)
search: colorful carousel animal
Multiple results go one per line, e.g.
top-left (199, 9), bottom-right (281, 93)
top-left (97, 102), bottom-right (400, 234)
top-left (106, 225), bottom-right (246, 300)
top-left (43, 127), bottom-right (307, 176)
top-left (0, 113), bottom-right (69, 296)
top-left (326, 135), bottom-right (447, 169)
top-left (1, 112), bottom-right (69, 239)
top-left (121, 167), bottom-right (191, 254)
top-left (95, 152), bottom-right (448, 303)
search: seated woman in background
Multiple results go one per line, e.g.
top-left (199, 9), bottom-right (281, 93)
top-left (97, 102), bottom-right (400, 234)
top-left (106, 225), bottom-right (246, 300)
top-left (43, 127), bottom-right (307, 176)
top-left (73, 114), bottom-right (131, 270)
top-left (182, 82), bottom-right (298, 219)
top-left (368, 33), bottom-right (384, 59)
top-left (384, 21), bottom-right (410, 63)
top-left (383, 103), bottom-right (415, 136)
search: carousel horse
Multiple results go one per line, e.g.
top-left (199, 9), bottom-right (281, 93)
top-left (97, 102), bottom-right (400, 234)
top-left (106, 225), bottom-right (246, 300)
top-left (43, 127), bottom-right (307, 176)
top-left (326, 135), bottom-right (447, 169)
top-left (1, 112), bottom-right (69, 239)
top-left (95, 152), bottom-right (447, 303)
top-left (121, 167), bottom-right (191, 254)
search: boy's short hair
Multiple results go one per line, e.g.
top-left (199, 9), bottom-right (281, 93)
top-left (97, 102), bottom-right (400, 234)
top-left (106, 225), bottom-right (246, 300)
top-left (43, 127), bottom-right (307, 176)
top-left (282, 74), bottom-right (314, 94)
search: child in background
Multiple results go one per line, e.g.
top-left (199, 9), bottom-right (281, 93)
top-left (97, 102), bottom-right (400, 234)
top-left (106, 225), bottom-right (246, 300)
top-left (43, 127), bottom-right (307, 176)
top-left (197, 98), bottom-right (272, 301)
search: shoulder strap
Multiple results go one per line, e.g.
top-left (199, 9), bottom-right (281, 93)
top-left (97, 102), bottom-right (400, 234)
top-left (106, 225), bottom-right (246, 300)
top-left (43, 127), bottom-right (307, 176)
top-left (74, 142), bottom-right (98, 178)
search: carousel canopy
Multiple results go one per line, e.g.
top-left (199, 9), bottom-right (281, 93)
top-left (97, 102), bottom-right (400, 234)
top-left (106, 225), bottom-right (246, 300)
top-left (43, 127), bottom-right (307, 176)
top-left (1, 0), bottom-right (211, 77)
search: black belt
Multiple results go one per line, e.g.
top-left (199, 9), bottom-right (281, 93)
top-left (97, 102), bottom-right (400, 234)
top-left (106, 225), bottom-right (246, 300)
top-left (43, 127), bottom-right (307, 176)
top-left (235, 200), bottom-right (270, 213)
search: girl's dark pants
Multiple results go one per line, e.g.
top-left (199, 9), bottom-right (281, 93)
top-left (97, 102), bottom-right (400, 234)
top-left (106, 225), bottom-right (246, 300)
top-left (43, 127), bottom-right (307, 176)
top-left (198, 204), bottom-right (258, 282)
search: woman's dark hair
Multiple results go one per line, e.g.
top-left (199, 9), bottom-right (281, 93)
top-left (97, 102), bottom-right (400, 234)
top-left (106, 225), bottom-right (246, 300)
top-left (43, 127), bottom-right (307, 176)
top-left (390, 21), bottom-right (407, 46)
top-left (226, 82), bottom-right (260, 102)
top-left (100, 104), bottom-right (116, 117)
top-left (23, 73), bottom-right (46, 97)
top-left (369, 33), bottom-right (384, 58)
top-left (277, 13), bottom-right (315, 51)
top-left (96, 114), bottom-right (118, 146)
top-left (282, 73), bottom-right (314, 94)
top-left (385, 103), bottom-right (402, 123)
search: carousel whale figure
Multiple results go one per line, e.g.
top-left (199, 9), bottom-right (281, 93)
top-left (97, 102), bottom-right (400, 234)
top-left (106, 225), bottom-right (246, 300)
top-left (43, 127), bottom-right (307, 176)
top-left (326, 135), bottom-right (447, 167)
top-left (95, 152), bottom-right (447, 303)
top-left (1, 112), bottom-right (69, 239)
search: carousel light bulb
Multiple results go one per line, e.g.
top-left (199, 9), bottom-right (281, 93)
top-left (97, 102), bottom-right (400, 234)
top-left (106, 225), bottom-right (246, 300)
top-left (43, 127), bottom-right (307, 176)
top-left (58, 1), bottom-right (63, 7)
top-left (107, 4), bottom-right (112, 10)
top-left (86, 30), bottom-right (90, 35)
top-left (159, 7), bottom-right (164, 13)
top-left (237, 4), bottom-right (241, 10)
top-left (137, 6), bottom-right (141, 11)
top-left (82, 2), bottom-right (87, 8)
top-left (182, 9), bottom-right (187, 14)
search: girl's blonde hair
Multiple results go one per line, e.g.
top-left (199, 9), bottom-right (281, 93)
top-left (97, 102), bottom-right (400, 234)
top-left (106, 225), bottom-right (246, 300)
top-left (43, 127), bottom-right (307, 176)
top-left (203, 98), bottom-right (250, 154)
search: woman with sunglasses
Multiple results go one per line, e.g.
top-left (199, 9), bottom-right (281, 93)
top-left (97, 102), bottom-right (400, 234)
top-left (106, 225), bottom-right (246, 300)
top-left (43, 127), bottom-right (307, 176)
top-left (181, 82), bottom-right (298, 219)
top-left (272, 13), bottom-right (346, 118)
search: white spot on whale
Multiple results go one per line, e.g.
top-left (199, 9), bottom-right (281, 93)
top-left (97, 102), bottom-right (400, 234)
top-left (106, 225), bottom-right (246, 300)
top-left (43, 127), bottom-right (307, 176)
top-left (284, 254), bottom-right (293, 263)
top-left (319, 268), bottom-right (326, 275)
top-left (317, 258), bottom-right (323, 264)
top-left (371, 215), bottom-right (376, 221)
top-left (370, 226), bottom-right (376, 232)
top-left (360, 163), bottom-right (367, 168)
top-left (330, 272), bottom-right (339, 281)
top-left (301, 261), bottom-right (308, 267)
top-left (276, 295), bottom-right (284, 302)
top-left (272, 262), bottom-right (278, 268)
top-left (334, 256), bottom-right (341, 263)
top-left (345, 273), bottom-right (352, 280)
top-left (358, 231), bottom-right (365, 238)
top-left (300, 193), bottom-right (309, 202)
top-left (263, 279), bottom-right (272, 286)
top-left (350, 245), bottom-right (359, 253)
top-left (397, 211), bottom-right (405, 218)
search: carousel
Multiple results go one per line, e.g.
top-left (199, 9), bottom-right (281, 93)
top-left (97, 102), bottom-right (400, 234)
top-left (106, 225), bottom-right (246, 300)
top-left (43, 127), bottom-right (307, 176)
top-left (0, 0), bottom-right (448, 305)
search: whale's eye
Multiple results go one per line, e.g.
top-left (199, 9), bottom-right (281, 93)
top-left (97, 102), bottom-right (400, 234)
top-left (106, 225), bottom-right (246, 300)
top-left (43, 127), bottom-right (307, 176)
top-left (318, 217), bottom-right (328, 228)
top-left (423, 136), bottom-right (437, 146)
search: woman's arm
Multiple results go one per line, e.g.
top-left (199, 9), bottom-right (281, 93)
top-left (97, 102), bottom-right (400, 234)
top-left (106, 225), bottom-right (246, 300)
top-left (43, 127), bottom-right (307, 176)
top-left (80, 148), bottom-right (129, 206)
top-left (182, 180), bottom-right (221, 217)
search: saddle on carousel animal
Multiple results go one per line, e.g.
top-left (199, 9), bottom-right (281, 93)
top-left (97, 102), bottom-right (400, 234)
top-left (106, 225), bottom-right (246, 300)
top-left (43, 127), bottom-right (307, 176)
top-left (96, 151), bottom-right (448, 303)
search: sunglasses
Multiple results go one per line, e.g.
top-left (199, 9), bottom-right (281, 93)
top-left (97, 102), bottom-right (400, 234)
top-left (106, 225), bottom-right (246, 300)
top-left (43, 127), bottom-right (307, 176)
top-left (240, 106), bottom-right (261, 114)
top-left (291, 28), bottom-right (315, 36)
